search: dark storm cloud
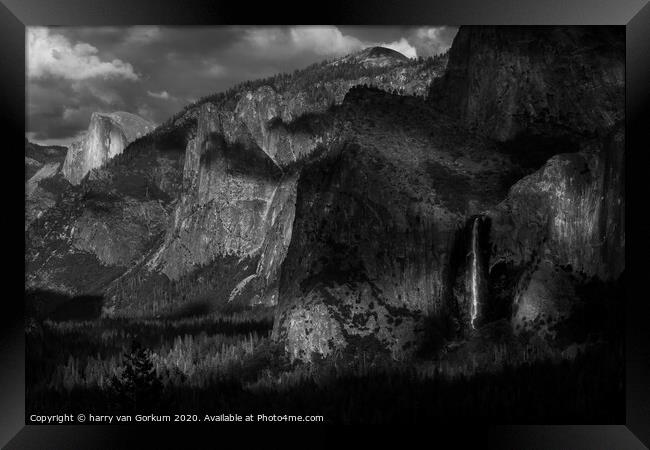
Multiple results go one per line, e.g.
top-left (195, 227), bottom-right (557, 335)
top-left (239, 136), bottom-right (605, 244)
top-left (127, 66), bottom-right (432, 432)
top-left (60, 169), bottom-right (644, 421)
top-left (27, 26), bottom-right (457, 146)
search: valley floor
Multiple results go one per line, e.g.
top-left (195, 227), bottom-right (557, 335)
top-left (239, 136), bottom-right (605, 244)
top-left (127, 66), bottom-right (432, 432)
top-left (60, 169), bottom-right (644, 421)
top-left (26, 306), bottom-right (624, 424)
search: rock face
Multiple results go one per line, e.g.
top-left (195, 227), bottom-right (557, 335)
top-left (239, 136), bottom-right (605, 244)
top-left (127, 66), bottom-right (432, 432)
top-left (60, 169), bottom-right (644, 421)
top-left (429, 26), bottom-right (624, 143)
top-left (31, 48), bottom-right (443, 315)
top-left (510, 260), bottom-right (577, 337)
top-left (274, 26), bottom-right (625, 359)
top-left (25, 139), bottom-right (67, 180)
top-left (62, 112), bottom-right (155, 184)
top-left (422, 26), bottom-right (625, 337)
top-left (488, 123), bottom-right (624, 333)
top-left (26, 33), bottom-right (624, 363)
top-left (335, 46), bottom-right (410, 68)
top-left (489, 125), bottom-right (624, 280)
top-left (272, 89), bottom-right (520, 361)
top-left (149, 103), bottom-right (295, 286)
top-left (27, 112), bottom-right (166, 296)
top-left (26, 131), bottom-right (185, 297)
top-left (100, 48), bottom-right (445, 317)
top-left (273, 144), bottom-right (438, 360)
top-left (25, 140), bottom-right (69, 229)
top-left (103, 96), bottom-right (338, 316)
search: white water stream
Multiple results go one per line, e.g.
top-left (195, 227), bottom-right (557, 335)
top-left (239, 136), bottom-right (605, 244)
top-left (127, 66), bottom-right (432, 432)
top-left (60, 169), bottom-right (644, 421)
top-left (470, 217), bottom-right (480, 330)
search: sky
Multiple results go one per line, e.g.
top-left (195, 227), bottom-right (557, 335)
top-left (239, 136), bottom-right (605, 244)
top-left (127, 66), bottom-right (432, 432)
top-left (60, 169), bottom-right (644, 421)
top-left (26, 26), bottom-right (458, 146)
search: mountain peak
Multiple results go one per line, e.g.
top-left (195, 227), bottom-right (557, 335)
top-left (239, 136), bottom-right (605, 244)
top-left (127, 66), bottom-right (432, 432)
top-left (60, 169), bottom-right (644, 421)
top-left (90, 111), bottom-right (155, 143)
top-left (331, 46), bottom-right (410, 68)
top-left (62, 110), bottom-right (155, 184)
top-left (359, 46), bottom-right (409, 61)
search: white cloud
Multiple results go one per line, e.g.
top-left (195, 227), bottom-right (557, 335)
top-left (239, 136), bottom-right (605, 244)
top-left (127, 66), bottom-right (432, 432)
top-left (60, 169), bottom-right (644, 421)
top-left (206, 63), bottom-right (226, 76)
top-left (288, 26), bottom-right (365, 56)
top-left (147, 90), bottom-right (171, 100)
top-left (416, 27), bottom-right (443, 41)
top-left (243, 26), bottom-right (365, 57)
top-left (411, 27), bottom-right (458, 56)
top-left (124, 26), bottom-right (162, 44)
top-left (137, 105), bottom-right (156, 122)
top-left (73, 82), bottom-right (123, 105)
top-left (378, 37), bottom-right (417, 59)
top-left (27, 27), bottom-right (139, 81)
top-left (244, 26), bottom-right (421, 60)
top-left (62, 105), bottom-right (94, 123)
top-left (243, 28), bottom-right (286, 49)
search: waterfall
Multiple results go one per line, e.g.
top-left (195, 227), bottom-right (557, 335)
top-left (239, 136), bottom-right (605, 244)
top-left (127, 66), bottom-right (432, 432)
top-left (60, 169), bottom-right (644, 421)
top-left (470, 216), bottom-right (480, 330)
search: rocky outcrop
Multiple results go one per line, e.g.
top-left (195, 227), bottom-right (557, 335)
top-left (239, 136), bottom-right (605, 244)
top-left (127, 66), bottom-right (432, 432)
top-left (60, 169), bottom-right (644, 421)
top-left (103, 98), bottom-right (334, 316)
top-left (100, 48), bottom-right (442, 316)
top-left (62, 112), bottom-right (155, 185)
top-left (429, 26), bottom-right (624, 143)
top-left (29, 47), bottom-right (444, 316)
top-left (510, 260), bottom-right (578, 337)
top-left (152, 103), bottom-right (286, 279)
top-left (488, 122), bottom-right (624, 332)
top-left (272, 89), bottom-right (521, 361)
top-left (25, 163), bottom-right (62, 227)
top-left (218, 87), bottom-right (339, 166)
top-left (335, 46), bottom-right (410, 68)
top-left (25, 140), bottom-right (67, 180)
top-left (26, 163), bottom-right (60, 198)
top-left (161, 46), bottom-right (446, 145)
top-left (26, 32), bottom-right (624, 365)
top-left (489, 123), bottom-right (624, 280)
top-left (273, 26), bottom-right (625, 359)
top-left (25, 140), bottom-right (69, 229)
top-left (26, 132), bottom-right (185, 296)
top-left (25, 186), bottom-right (173, 296)
top-left (272, 144), bottom-right (438, 361)
top-left (69, 196), bottom-right (168, 267)
top-left (423, 26), bottom-right (626, 338)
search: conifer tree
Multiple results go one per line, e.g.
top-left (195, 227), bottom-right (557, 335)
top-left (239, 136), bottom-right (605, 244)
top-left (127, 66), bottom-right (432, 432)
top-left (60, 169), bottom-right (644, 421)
top-left (110, 340), bottom-right (163, 412)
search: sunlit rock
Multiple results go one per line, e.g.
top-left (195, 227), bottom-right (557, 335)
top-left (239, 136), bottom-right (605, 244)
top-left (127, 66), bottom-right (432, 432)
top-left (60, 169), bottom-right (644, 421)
top-left (62, 112), bottom-right (155, 185)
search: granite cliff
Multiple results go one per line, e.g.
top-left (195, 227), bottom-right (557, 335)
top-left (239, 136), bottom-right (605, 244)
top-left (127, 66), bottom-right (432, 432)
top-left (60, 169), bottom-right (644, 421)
top-left (428, 26), bottom-right (624, 144)
top-left (272, 88), bottom-right (519, 360)
top-left (427, 25), bottom-right (625, 338)
top-left (273, 26), bottom-right (624, 359)
top-left (26, 30), bottom-right (624, 362)
top-left (25, 127), bottom-right (184, 300)
top-left (62, 111), bottom-right (155, 185)
top-left (27, 47), bottom-right (445, 318)
top-left (488, 122), bottom-right (624, 336)
top-left (25, 140), bottom-right (69, 229)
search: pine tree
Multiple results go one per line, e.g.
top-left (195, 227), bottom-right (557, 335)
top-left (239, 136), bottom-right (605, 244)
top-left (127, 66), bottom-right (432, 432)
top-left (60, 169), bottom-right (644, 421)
top-left (110, 340), bottom-right (163, 412)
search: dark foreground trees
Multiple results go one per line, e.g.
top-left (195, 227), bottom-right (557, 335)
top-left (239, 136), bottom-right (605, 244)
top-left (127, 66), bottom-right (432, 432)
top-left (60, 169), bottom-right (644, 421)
top-left (109, 340), bottom-right (163, 412)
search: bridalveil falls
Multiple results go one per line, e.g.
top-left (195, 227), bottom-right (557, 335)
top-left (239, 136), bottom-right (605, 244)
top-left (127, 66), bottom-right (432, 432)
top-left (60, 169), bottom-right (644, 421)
top-left (470, 216), bottom-right (481, 329)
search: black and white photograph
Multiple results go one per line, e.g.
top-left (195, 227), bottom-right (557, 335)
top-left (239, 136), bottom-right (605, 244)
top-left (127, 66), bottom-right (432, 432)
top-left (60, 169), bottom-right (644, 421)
top-left (24, 24), bottom-right (626, 424)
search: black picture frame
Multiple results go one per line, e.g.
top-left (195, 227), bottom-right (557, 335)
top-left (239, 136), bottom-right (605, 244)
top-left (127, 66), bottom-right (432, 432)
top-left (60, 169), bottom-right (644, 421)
top-left (4, 0), bottom-right (648, 447)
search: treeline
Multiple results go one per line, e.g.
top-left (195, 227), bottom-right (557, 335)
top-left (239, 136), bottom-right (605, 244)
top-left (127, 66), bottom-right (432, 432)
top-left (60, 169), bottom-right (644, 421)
top-left (104, 50), bottom-right (447, 179)
top-left (158, 51), bottom-right (448, 132)
top-left (28, 320), bottom-right (623, 422)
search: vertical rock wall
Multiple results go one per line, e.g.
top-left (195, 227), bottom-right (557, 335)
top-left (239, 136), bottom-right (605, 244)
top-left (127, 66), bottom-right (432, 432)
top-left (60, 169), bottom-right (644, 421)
top-left (62, 112), bottom-right (155, 185)
top-left (429, 26), bottom-right (624, 143)
top-left (488, 123), bottom-right (625, 333)
top-left (273, 144), bottom-right (462, 361)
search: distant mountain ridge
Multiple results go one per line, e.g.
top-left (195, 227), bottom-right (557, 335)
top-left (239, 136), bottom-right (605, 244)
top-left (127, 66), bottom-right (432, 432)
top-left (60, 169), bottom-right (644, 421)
top-left (25, 44), bottom-right (448, 311)
top-left (25, 140), bottom-right (67, 180)
top-left (25, 140), bottom-right (69, 229)
top-left (157, 46), bottom-right (448, 140)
